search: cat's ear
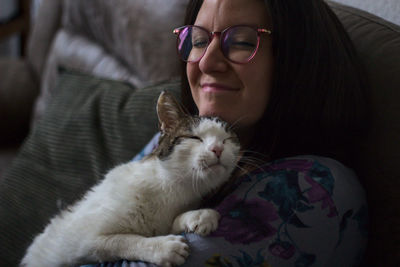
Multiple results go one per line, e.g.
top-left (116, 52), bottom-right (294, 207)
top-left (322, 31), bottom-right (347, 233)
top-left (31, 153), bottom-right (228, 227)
top-left (157, 91), bottom-right (187, 134)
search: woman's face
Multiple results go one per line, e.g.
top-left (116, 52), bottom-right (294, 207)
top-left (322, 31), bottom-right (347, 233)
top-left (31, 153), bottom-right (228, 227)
top-left (187, 0), bottom-right (273, 131)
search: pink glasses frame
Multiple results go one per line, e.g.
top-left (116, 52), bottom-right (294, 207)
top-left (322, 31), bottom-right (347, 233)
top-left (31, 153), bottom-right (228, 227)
top-left (173, 25), bottom-right (272, 64)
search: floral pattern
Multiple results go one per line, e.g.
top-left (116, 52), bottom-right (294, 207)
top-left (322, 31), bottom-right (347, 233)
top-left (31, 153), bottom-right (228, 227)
top-left (205, 250), bottom-right (272, 267)
top-left (211, 194), bottom-right (279, 244)
top-left (201, 158), bottom-right (343, 266)
top-left (269, 241), bottom-right (295, 259)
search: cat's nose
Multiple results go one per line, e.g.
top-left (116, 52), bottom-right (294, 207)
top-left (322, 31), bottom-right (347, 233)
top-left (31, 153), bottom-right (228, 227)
top-left (211, 146), bottom-right (223, 158)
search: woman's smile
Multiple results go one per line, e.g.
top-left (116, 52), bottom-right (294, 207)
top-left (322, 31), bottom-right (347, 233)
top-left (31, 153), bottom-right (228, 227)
top-left (200, 82), bottom-right (240, 92)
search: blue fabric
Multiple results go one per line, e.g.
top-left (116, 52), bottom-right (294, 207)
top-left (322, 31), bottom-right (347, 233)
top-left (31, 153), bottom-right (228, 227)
top-left (81, 134), bottom-right (368, 267)
top-left (131, 132), bottom-right (160, 162)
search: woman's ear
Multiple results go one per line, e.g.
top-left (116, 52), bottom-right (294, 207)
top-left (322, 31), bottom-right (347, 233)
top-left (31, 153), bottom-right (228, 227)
top-left (156, 91), bottom-right (187, 134)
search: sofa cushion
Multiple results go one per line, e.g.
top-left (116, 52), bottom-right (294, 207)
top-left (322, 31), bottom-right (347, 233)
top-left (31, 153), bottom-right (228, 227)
top-left (332, 0), bottom-right (400, 26)
top-left (32, 0), bottom-right (188, 122)
top-left (33, 29), bottom-right (140, 122)
top-left (0, 69), bottom-right (181, 266)
top-left (329, 1), bottom-right (400, 265)
top-left (61, 0), bottom-right (188, 86)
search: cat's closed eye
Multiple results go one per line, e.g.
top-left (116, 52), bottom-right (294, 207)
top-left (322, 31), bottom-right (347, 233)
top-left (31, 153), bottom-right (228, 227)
top-left (187, 135), bottom-right (203, 142)
top-left (173, 135), bottom-right (203, 144)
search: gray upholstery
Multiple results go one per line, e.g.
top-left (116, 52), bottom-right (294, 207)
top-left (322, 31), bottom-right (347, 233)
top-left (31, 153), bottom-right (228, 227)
top-left (328, 2), bottom-right (400, 265)
top-left (332, 0), bottom-right (400, 26)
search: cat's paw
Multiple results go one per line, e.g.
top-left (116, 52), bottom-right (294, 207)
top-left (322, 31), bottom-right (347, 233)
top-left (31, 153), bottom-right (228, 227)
top-left (151, 235), bottom-right (189, 267)
top-left (173, 209), bottom-right (220, 236)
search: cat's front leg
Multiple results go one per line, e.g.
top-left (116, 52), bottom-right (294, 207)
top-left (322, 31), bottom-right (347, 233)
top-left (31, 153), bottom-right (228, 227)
top-left (94, 234), bottom-right (189, 267)
top-left (171, 209), bottom-right (220, 236)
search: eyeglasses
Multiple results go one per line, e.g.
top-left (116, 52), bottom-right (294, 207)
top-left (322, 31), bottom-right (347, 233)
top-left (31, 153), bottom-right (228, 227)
top-left (173, 25), bottom-right (271, 64)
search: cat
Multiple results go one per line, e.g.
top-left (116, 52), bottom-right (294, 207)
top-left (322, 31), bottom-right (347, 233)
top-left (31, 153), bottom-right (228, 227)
top-left (21, 91), bottom-right (241, 267)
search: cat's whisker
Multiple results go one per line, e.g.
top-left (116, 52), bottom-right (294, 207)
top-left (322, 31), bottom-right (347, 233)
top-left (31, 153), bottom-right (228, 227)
top-left (239, 157), bottom-right (265, 168)
top-left (191, 171), bottom-right (198, 196)
top-left (238, 158), bottom-right (265, 172)
top-left (239, 149), bottom-right (264, 154)
top-left (239, 149), bottom-right (269, 160)
top-left (197, 169), bottom-right (202, 195)
top-left (231, 154), bottom-right (268, 175)
top-left (227, 116), bottom-right (247, 132)
top-left (238, 150), bottom-right (268, 165)
top-left (195, 169), bottom-right (203, 197)
top-left (233, 163), bottom-right (249, 174)
top-left (191, 167), bottom-right (201, 197)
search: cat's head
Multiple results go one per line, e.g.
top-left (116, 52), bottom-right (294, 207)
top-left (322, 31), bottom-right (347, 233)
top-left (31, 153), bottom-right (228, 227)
top-left (153, 91), bottom-right (241, 195)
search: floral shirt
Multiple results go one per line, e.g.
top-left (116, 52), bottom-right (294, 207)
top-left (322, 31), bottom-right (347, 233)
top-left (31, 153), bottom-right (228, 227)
top-left (82, 133), bottom-right (368, 267)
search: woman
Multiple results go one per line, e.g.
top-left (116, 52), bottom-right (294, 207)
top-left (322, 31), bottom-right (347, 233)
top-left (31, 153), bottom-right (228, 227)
top-left (180, 0), bottom-right (369, 165)
top-left (85, 0), bottom-right (369, 266)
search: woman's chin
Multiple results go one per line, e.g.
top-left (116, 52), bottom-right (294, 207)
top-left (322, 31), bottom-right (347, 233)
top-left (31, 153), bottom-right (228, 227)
top-left (199, 109), bottom-right (231, 123)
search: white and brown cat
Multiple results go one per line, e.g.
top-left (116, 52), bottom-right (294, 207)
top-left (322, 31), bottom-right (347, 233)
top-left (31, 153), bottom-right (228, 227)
top-left (21, 91), bottom-right (241, 267)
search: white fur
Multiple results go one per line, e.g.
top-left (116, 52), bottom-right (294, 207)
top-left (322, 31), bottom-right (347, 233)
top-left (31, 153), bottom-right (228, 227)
top-left (21, 118), bottom-right (240, 267)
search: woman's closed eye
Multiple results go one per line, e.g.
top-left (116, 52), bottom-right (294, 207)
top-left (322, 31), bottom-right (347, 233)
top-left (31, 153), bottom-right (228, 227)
top-left (230, 40), bottom-right (256, 50)
top-left (192, 37), bottom-right (208, 49)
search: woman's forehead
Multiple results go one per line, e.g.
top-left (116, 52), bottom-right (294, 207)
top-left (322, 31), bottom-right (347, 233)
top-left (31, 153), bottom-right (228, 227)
top-left (195, 0), bottom-right (270, 30)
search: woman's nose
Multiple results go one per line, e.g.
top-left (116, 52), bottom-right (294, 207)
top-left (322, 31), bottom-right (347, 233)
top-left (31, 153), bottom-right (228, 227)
top-left (198, 37), bottom-right (229, 73)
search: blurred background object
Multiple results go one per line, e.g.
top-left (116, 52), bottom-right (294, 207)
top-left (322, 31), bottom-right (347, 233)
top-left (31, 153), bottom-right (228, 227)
top-left (0, 0), bottom-right (19, 58)
top-left (0, 0), bottom-right (32, 57)
top-left (0, 0), bottom-right (37, 165)
top-left (31, 0), bottom-right (42, 20)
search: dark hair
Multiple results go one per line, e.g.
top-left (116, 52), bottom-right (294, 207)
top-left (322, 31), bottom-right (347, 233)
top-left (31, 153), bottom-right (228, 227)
top-left (180, 0), bottom-right (370, 166)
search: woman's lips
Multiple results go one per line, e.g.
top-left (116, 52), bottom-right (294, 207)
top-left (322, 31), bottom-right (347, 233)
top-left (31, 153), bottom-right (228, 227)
top-left (201, 83), bottom-right (239, 92)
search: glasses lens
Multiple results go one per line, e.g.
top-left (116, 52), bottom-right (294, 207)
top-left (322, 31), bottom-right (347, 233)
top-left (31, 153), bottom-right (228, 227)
top-left (177, 26), bottom-right (209, 62)
top-left (222, 26), bottom-right (259, 63)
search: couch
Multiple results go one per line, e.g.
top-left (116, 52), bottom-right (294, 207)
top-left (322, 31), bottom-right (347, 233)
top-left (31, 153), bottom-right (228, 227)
top-left (0, 0), bottom-right (399, 266)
